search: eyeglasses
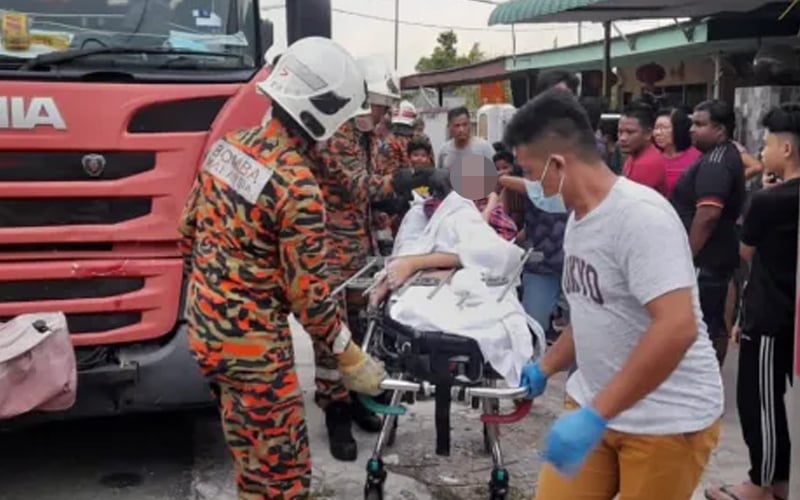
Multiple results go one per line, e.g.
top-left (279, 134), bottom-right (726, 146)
top-left (654, 125), bottom-right (673, 132)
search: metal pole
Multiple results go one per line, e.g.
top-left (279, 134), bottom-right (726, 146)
top-left (393, 0), bottom-right (399, 70)
top-left (577, 21), bottom-right (582, 44)
top-left (602, 21), bottom-right (612, 101)
top-left (511, 24), bottom-right (517, 63)
top-left (789, 184), bottom-right (800, 498)
top-left (712, 53), bottom-right (721, 100)
top-left (526, 73), bottom-right (532, 100)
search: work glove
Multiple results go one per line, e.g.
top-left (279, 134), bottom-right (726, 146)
top-left (336, 341), bottom-right (387, 396)
top-left (427, 168), bottom-right (453, 199)
top-left (541, 406), bottom-right (608, 477)
top-left (519, 361), bottom-right (548, 399)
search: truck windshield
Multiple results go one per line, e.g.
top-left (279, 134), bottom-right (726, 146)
top-left (0, 0), bottom-right (260, 71)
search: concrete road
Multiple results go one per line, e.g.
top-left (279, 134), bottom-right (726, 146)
top-left (0, 320), bottom-right (748, 500)
top-left (0, 409), bottom-right (202, 500)
top-left (0, 320), bottom-right (434, 500)
top-left (691, 344), bottom-right (750, 500)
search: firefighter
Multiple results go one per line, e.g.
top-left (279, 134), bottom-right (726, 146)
top-left (385, 100), bottom-right (419, 173)
top-left (178, 37), bottom-right (386, 500)
top-left (366, 99), bottom-right (423, 253)
top-left (310, 55), bottom-right (432, 461)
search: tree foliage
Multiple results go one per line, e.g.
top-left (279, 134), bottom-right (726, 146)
top-left (412, 31), bottom-right (493, 112)
top-left (415, 30), bottom-right (485, 73)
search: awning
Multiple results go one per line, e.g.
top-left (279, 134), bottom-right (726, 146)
top-left (400, 57), bottom-right (509, 90)
top-left (488, 0), bottom-right (780, 25)
top-left (488, 0), bottom-right (604, 25)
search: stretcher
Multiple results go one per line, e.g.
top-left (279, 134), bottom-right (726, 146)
top-left (335, 251), bottom-right (544, 500)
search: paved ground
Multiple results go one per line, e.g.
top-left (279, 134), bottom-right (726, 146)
top-left (0, 319), bottom-right (749, 500)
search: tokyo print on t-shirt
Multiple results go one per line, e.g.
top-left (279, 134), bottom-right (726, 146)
top-left (563, 177), bottom-right (723, 435)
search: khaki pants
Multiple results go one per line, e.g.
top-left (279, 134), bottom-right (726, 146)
top-left (534, 400), bottom-right (720, 500)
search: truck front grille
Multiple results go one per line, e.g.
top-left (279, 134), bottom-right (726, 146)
top-left (0, 151), bottom-right (155, 182)
top-left (0, 277), bottom-right (144, 301)
top-left (0, 198), bottom-right (152, 227)
top-left (0, 259), bottom-right (183, 345)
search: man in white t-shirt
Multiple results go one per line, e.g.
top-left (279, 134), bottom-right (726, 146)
top-left (505, 88), bottom-right (724, 499)
top-left (437, 106), bottom-right (496, 170)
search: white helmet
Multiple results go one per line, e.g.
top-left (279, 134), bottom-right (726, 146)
top-left (392, 100), bottom-right (417, 127)
top-left (257, 37), bottom-right (368, 142)
top-left (357, 55), bottom-right (401, 107)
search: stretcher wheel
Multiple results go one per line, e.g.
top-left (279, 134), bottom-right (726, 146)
top-left (364, 489), bottom-right (383, 500)
top-left (488, 468), bottom-right (510, 500)
top-left (364, 459), bottom-right (386, 500)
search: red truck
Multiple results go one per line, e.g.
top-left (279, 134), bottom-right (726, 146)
top-left (0, 0), bottom-right (331, 420)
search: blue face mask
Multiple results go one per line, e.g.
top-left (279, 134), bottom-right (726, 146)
top-left (524, 158), bottom-right (567, 214)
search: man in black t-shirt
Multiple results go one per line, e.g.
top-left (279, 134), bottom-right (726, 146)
top-left (704, 104), bottom-right (799, 500)
top-left (670, 100), bottom-right (746, 366)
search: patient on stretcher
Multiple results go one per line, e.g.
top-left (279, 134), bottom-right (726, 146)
top-left (369, 190), bottom-right (544, 387)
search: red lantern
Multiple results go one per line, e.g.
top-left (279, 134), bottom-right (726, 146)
top-left (636, 63), bottom-right (666, 86)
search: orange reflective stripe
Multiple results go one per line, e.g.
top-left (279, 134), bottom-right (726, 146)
top-left (220, 341), bottom-right (265, 358)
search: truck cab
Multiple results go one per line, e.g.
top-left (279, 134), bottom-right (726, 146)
top-left (0, 0), bottom-right (329, 421)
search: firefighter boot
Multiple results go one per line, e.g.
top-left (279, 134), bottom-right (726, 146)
top-left (325, 401), bottom-right (358, 461)
top-left (350, 391), bottom-right (382, 433)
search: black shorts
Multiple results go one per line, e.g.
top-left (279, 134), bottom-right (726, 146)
top-left (697, 269), bottom-right (731, 339)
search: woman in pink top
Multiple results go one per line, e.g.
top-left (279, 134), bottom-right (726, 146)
top-left (653, 107), bottom-right (702, 198)
top-left (619, 100), bottom-right (669, 196)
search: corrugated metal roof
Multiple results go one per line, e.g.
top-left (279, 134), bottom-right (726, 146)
top-left (488, 0), bottom-right (603, 25)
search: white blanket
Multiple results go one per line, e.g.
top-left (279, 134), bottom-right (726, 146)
top-left (387, 192), bottom-right (544, 386)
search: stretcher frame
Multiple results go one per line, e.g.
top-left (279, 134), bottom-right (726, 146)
top-left (335, 250), bottom-right (543, 500)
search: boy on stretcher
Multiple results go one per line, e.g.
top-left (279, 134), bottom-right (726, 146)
top-left (371, 166), bottom-right (518, 296)
top-left (367, 168), bottom-right (542, 387)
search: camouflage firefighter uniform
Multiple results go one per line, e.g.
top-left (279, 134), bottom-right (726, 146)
top-left (380, 128), bottom-right (410, 175)
top-left (311, 119), bottom-right (396, 409)
top-left (374, 127), bottom-right (415, 242)
top-left (179, 120), bottom-right (346, 500)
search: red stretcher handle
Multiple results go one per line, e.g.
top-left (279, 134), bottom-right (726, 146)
top-left (481, 399), bottom-right (532, 424)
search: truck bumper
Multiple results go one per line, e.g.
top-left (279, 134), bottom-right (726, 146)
top-left (6, 323), bottom-right (214, 427)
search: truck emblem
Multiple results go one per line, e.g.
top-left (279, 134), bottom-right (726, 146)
top-left (0, 96), bottom-right (67, 130)
top-left (82, 154), bottom-right (106, 177)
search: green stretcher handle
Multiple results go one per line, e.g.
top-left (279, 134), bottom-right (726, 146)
top-left (357, 394), bottom-right (407, 416)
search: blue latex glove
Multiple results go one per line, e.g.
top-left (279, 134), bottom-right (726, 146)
top-left (519, 362), bottom-right (548, 399)
top-left (541, 406), bottom-right (608, 477)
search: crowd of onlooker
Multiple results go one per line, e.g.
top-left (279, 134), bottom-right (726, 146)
top-left (401, 67), bottom-right (798, 500)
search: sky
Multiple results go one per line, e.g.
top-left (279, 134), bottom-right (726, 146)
top-left (260, 0), bottom-right (672, 76)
